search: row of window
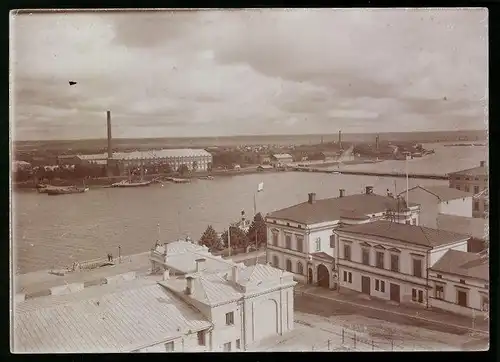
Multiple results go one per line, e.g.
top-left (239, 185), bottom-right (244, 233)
top-left (271, 232), bottom-right (304, 252)
top-left (271, 255), bottom-right (305, 275)
top-left (164, 330), bottom-right (208, 351)
top-left (344, 243), bottom-right (423, 277)
top-left (223, 339), bottom-right (241, 352)
top-left (455, 184), bottom-right (482, 194)
top-left (434, 285), bottom-right (489, 310)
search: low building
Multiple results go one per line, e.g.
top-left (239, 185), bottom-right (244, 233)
top-left (473, 188), bottom-right (489, 219)
top-left (448, 161), bottom-right (488, 218)
top-left (265, 187), bottom-right (421, 290)
top-left (436, 213), bottom-right (488, 253)
top-left (257, 165), bottom-right (273, 172)
top-left (429, 250), bottom-right (488, 318)
top-left (270, 153), bottom-right (293, 166)
top-left (149, 240), bottom-right (296, 351)
top-left (335, 221), bottom-right (470, 307)
top-left (401, 185), bottom-right (473, 227)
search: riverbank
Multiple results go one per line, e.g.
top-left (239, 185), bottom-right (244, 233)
top-left (294, 168), bottom-right (448, 180)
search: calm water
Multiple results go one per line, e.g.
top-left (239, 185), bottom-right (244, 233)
top-left (12, 145), bottom-right (486, 274)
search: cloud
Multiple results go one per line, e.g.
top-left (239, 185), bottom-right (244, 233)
top-left (11, 9), bottom-right (488, 140)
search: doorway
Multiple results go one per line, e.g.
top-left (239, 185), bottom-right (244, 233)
top-left (361, 276), bottom-right (371, 295)
top-left (390, 283), bottom-right (400, 303)
top-left (308, 268), bottom-right (313, 284)
top-left (317, 264), bottom-right (330, 288)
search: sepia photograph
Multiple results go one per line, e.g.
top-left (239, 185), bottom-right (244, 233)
top-left (10, 8), bottom-right (489, 353)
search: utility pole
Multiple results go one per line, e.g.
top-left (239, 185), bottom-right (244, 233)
top-left (405, 155), bottom-right (409, 208)
top-left (228, 225), bottom-right (232, 257)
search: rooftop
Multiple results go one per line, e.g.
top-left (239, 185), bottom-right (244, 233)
top-left (336, 220), bottom-right (470, 248)
top-left (447, 163), bottom-right (487, 177)
top-left (403, 185), bottom-right (472, 202)
top-left (13, 278), bottom-right (212, 353)
top-left (436, 214), bottom-right (488, 240)
top-left (430, 250), bottom-right (488, 281)
top-left (267, 192), bottom-right (419, 225)
top-left (112, 149), bottom-right (212, 160)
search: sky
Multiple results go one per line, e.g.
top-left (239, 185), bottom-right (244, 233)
top-left (11, 8), bottom-right (488, 140)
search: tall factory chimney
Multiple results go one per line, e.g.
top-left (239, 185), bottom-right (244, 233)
top-left (338, 130), bottom-right (342, 149)
top-left (376, 135), bottom-right (380, 151)
top-left (106, 110), bottom-right (112, 159)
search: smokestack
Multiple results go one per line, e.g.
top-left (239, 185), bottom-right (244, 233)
top-left (185, 276), bottom-right (194, 295)
top-left (365, 186), bottom-right (374, 195)
top-left (106, 111), bottom-right (112, 159)
top-left (195, 258), bottom-right (206, 273)
top-left (338, 130), bottom-right (342, 149)
top-left (308, 192), bottom-right (316, 204)
top-left (376, 135), bottom-right (380, 151)
top-left (232, 266), bottom-right (239, 283)
top-left (339, 189), bottom-right (345, 198)
top-left (480, 161), bottom-right (485, 167)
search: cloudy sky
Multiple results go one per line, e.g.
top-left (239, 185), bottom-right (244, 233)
top-left (11, 9), bottom-right (488, 140)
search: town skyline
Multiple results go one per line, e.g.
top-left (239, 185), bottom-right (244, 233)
top-left (11, 9), bottom-right (488, 140)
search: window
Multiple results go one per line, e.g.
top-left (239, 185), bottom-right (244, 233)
top-left (286, 223), bottom-right (290, 227)
top-left (330, 234), bottom-right (336, 248)
top-left (435, 285), bottom-right (444, 300)
top-left (464, 185), bottom-right (470, 192)
top-left (197, 331), bottom-right (206, 346)
top-left (412, 218), bottom-right (417, 225)
top-left (164, 341), bottom-right (174, 352)
top-left (412, 288), bottom-right (417, 301)
top-left (375, 279), bottom-right (379, 291)
top-left (296, 236), bottom-right (303, 252)
top-left (285, 234), bottom-right (292, 249)
top-left (362, 249), bottom-right (370, 265)
top-left (272, 232), bottom-right (278, 246)
top-left (474, 201), bottom-right (480, 211)
top-left (405, 220), bottom-right (410, 224)
top-left (390, 254), bottom-right (399, 272)
top-left (344, 244), bottom-right (351, 261)
top-left (223, 342), bottom-right (232, 352)
top-left (457, 290), bottom-right (468, 307)
top-left (298, 225), bottom-right (302, 229)
top-left (225, 312), bottom-right (234, 325)
top-left (380, 280), bottom-right (385, 292)
top-left (456, 185), bottom-right (460, 190)
top-left (343, 271), bottom-right (352, 283)
top-left (418, 290), bottom-right (424, 303)
top-left (297, 262), bottom-right (304, 275)
top-left (272, 255), bottom-right (279, 268)
top-left (412, 259), bottom-right (422, 278)
top-left (412, 289), bottom-right (423, 303)
top-left (459, 279), bottom-right (466, 284)
top-left (286, 259), bottom-right (292, 272)
top-left (481, 296), bottom-right (489, 311)
top-left (375, 251), bottom-right (385, 269)
top-left (236, 339), bottom-right (241, 349)
top-left (474, 186), bottom-right (480, 194)
top-left (315, 238), bottom-right (321, 251)
top-left (436, 274), bottom-right (442, 279)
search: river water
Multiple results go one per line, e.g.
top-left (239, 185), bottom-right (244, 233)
top-left (12, 144), bottom-right (487, 274)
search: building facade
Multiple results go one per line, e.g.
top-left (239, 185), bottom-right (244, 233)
top-left (429, 250), bottom-right (488, 318)
top-left (402, 185), bottom-right (473, 228)
top-left (448, 161), bottom-right (488, 218)
top-left (335, 221), bottom-right (470, 307)
top-left (265, 187), bottom-right (421, 291)
top-left (270, 154), bottom-right (294, 166)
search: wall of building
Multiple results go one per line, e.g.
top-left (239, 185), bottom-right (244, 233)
top-left (210, 300), bottom-right (243, 352)
top-left (429, 270), bottom-right (488, 318)
top-left (449, 172), bottom-right (488, 219)
top-left (439, 197), bottom-right (473, 218)
top-left (406, 188), bottom-right (440, 228)
top-left (429, 241), bottom-right (469, 267)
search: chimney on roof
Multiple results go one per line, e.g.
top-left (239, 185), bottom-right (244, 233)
top-left (339, 189), bottom-right (345, 198)
top-left (365, 186), bottom-right (374, 195)
top-left (185, 276), bottom-right (194, 295)
top-left (232, 265), bottom-right (239, 283)
top-left (338, 130), bottom-right (342, 149)
top-left (241, 210), bottom-right (245, 221)
top-left (308, 192), bottom-right (316, 204)
top-left (195, 258), bottom-right (206, 273)
top-left (480, 161), bottom-right (485, 167)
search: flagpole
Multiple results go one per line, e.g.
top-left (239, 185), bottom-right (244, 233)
top-left (253, 192), bottom-right (257, 216)
top-left (228, 224), bottom-right (231, 257)
top-left (406, 155), bottom-right (409, 208)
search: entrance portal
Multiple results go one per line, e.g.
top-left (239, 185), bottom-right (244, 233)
top-left (390, 283), bottom-right (400, 303)
top-left (317, 264), bottom-right (330, 288)
top-left (308, 268), bottom-right (313, 284)
top-left (361, 276), bottom-right (371, 295)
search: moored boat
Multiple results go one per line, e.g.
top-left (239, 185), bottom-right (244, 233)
top-left (47, 186), bottom-right (89, 195)
top-left (111, 180), bottom-right (152, 187)
top-left (198, 175), bottom-right (214, 180)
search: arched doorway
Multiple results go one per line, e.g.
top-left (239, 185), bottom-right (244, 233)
top-left (308, 268), bottom-right (313, 284)
top-left (317, 264), bottom-right (330, 288)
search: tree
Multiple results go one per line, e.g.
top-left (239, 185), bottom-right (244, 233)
top-left (199, 225), bottom-right (222, 250)
top-left (192, 161), bottom-right (198, 172)
top-left (177, 164), bottom-right (189, 175)
top-left (246, 212), bottom-right (267, 247)
top-left (221, 226), bottom-right (250, 250)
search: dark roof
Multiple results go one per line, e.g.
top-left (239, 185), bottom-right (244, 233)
top-left (336, 221), bottom-right (470, 248)
top-left (403, 185), bottom-right (472, 201)
top-left (267, 193), bottom-right (418, 225)
top-left (431, 250), bottom-right (488, 281)
top-left (448, 165), bottom-right (487, 177)
top-left (437, 214), bottom-right (487, 240)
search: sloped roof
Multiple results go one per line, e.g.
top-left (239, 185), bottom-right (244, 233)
top-left (13, 279), bottom-right (211, 353)
top-left (404, 185), bottom-right (472, 202)
top-left (448, 164), bottom-right (487, 177)
top-left (113, 149), bottom-right (211, 160)
top-left (430, 250), bottom-right (488, 281)
top-left (267, 193), bottom-right (418, 225)
top-left (336, 221), bottom-right (470, 248)
top-left (437, 214), bottom-right (488, 240)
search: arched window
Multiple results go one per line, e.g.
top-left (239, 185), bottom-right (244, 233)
top-left (286, 259), bottom-right (292, 272)
top-left (297, 262), bottom-right (304, 275)
top-left (272, 255), bottom-right (279, 268)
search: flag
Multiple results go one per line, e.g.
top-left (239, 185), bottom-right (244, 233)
top-left (257, 182), bottom-right (264, 192)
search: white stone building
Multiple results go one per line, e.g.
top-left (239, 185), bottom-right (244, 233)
top-left (401, 185), bottom-right (473, 227)
top-left (334, 221), bottom-right (470, 306)
top-left (265, 187), bottom-right (421, 290)
top-left (429, 250), bottom-right (488, 318)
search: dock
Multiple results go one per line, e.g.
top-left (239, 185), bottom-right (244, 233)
top-left (293, 168), bottom-right (448, 180)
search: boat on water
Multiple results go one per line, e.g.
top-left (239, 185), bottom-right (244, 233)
top-left (47, 185), bottom-right (89, 195)
top-left (111, 163), bottom-right (152, 188)
top-left (198, 175), bottom-right (214, 180)
top-left (165, 177), bottom-right (191, 184)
